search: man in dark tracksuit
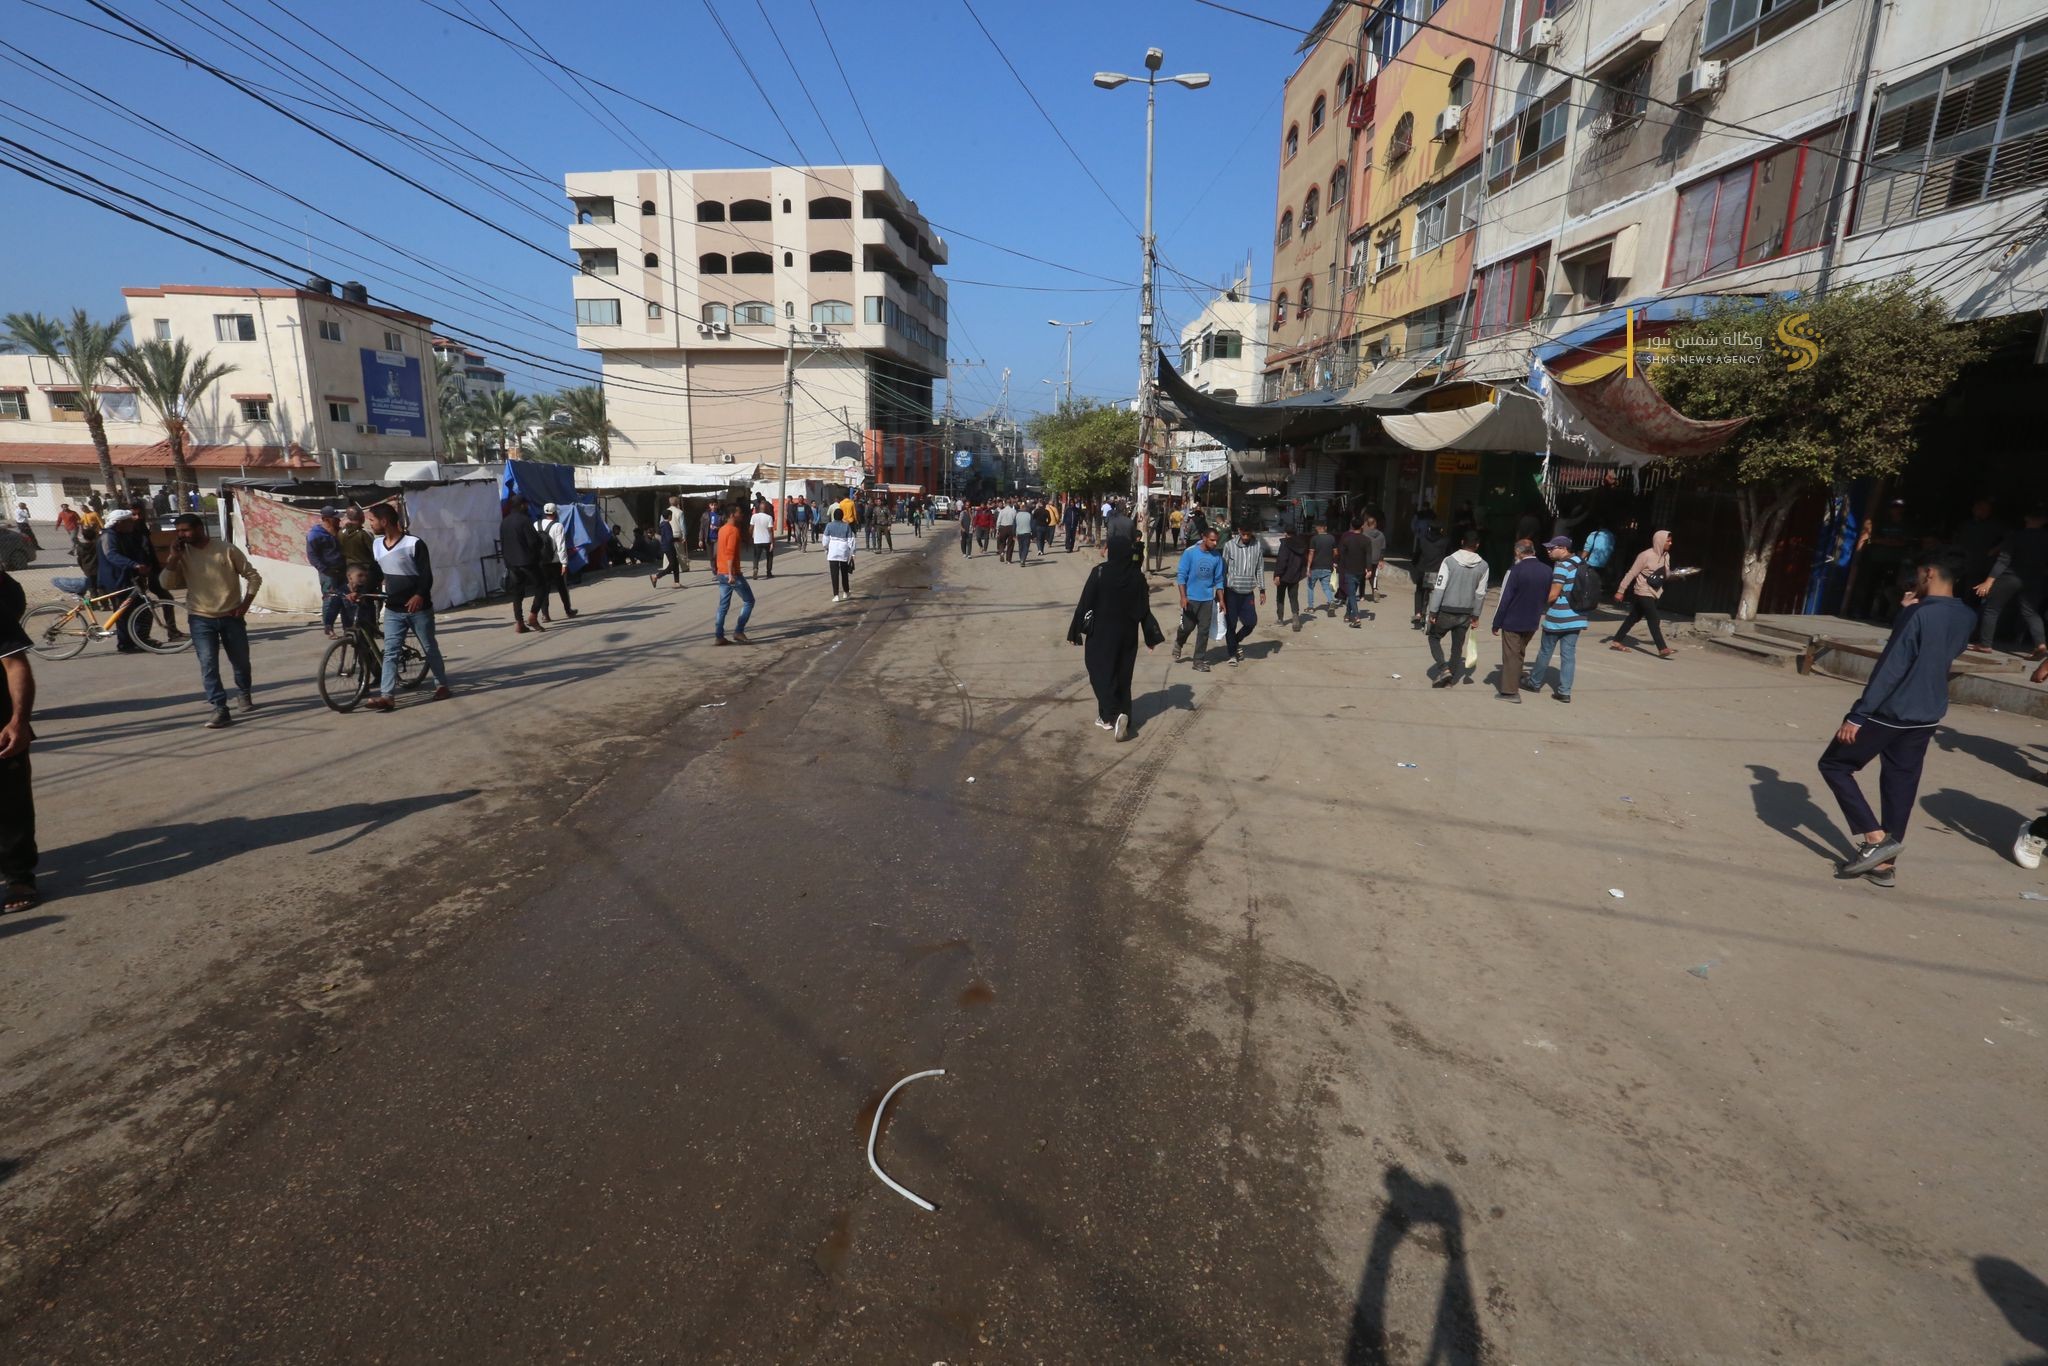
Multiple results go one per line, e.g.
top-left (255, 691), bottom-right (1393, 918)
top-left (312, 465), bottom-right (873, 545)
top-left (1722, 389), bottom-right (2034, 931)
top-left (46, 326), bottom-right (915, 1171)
top-left (1821, 552), bottom-right (1976, 887)
top-left (499, 495), bottom-right (549, 633)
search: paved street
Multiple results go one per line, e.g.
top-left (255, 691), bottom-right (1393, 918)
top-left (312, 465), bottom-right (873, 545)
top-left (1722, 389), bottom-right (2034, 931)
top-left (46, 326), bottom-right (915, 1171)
top-left (3, 530), bottom-right (2046, 1362)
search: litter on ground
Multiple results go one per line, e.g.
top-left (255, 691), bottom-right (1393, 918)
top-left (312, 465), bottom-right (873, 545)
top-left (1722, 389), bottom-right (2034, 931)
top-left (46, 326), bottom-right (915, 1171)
top-left (1686, 960), bottom-right (1718, 979)
top-left (868, 1068), bottom-right (946, 1212)
top-left (1608, 888), bottom-right (1626, 899)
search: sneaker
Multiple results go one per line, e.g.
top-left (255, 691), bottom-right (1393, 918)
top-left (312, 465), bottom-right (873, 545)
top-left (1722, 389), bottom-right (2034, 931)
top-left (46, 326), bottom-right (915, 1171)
top-left (1194, 659), bottom-right (1211, 673)
top-left (1230, 652), bottom-right (1243, 667)
top-left (1432, 674), bottom-right (1456, 689)
top-left (204, 708), bottom-right (233, 729)
top-left (1171, 642), bottom-right (1182, 663)
top-left (364, 696), bottom-right (396, 712)
top-left (1094, 719), bottom-right (1115, 731)
top-left (714, 637), bottom-right (731, 646)
top-left (432, 685), bottom-right (453, 702)
top-left (1519, 676), bottom-right (1537, 692)
top-left (2014, 818), bottom-right (2046, 870)
top-left (1838, 838), bottom-right (1904, 877)
top-left (564, 608), bottom-right (580, 618)
top-left (1864, 865), bottom-right (1897, 889)
top-left (1553, 693), bottom-right (1572, 704)
top-left (1461, 675), bottom-right (1474, 685)
top-left (237, 692), bottom-right (257, 712)
top-left (1114, 713), bottom-right (1129, 742)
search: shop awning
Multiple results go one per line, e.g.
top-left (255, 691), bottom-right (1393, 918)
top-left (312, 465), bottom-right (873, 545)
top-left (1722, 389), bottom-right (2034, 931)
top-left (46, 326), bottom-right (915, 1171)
top-left (1545, 370), bottom-right (1750, 464)
top-left (1381, 390), bottom-right (1549, 453)
top-left (1156, 354), bottom-right (1428, 450)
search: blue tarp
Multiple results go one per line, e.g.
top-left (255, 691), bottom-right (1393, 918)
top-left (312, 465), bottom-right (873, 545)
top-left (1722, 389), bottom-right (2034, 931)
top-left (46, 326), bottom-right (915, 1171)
top-left (500, 459), bottom-right (600, 571)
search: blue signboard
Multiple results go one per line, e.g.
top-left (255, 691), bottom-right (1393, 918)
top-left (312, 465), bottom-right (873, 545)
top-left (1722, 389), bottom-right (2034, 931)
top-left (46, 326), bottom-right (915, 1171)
top-left (359, 349), bottom-right (426, 437)
top-left (953, 450), bottom-right (973, 469)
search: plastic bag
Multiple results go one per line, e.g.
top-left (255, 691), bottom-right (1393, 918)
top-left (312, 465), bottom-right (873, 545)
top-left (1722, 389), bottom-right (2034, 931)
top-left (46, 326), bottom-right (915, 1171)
top-left (1463, 630), bottom-right (1479, 670)
top-left (1210, 603), bottom-right (1225, 643)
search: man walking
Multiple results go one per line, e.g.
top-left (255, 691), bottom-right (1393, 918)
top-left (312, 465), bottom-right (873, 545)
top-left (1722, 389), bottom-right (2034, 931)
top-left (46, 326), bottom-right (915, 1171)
top-left (499, 495), bottom-right (547, 633)
top-left (713, 500), bottom-right (754, 645)
top-left (1820, 552), bottom-right (1976, 886)
top-left (1017, 505), bottom-right (1033, 565)
top-left (1490, 538), bottom-right (1550, 703)
top-left (1337, 516), bottom-right (1374, 627)
top-left (1063, 498), bottom-right (1080, 554)
top-left (534, 503), bottom-right (577, 620)
top-left (1306, 518), bottom-right (1337, 616)
top-left (1527, 537), bottom-right (1589, 703)
top-left (307, 506), bottom-right (349, 639)
top-left (995, 500), bottom-right (1017, 562)
top-left (1173, 525), bottom-right (1226, 671)
top-left (750, 500), bottom-right (776, 578)
top-left (363, 503), bottom-right (453, 711)
top-left (959, 503), bottom-right (974, 558)
top-left (1362, 514), bottom-right (1388, 602)
top-left (666, 497), bottom-right (692, 570)
top-left (1426, 529), bottom-right (1490, 688)
top-left (652, 512), bottom-right (681, 588)
top-left (161, 512), bottom-right (263, 729)
top-left (1, 563), bottom-right (38, 914)
top-left (1221, 522), bottom-right (1266, 667)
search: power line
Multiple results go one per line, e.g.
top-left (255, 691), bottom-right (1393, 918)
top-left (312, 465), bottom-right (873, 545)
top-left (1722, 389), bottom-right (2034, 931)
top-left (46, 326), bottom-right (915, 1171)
top-left (702, 0), bottom-right (812, 163)
top-left (806, 0), bottom-right (884, 162)
top-left (752, 0), bottom-right (852, 167)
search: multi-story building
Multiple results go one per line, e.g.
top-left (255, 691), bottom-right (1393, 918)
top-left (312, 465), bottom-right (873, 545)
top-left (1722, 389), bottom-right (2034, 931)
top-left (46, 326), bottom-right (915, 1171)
top-left (1169, 267), bottom-right (1267, 485)
top-left (562, 164), bottom-right (948, 491)
top-left (430, 337), bottom-right (507, 405)
top-left (0, 281), bottom-right (445, 517)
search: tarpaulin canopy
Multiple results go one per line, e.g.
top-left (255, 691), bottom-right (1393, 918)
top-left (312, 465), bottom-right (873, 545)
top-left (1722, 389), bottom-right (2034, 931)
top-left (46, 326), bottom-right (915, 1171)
top-left (1158, 354), bottom-right (1418, 449)
top-left (578, 462), bottom-right (758, 492)
top-left (1544, 371), bottom-right (1750, 465)
top-left (499, 459), bottom-right (602, 570)
top-left (1381, 390), bottom-right (1549, 453)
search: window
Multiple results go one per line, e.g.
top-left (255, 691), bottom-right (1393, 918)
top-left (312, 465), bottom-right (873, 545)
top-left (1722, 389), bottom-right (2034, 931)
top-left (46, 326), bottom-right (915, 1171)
top-left (240, 399), bottom-right (271, 423)
top-left (328, 401), bottom-right (352, 423)
top-left (575, 297), bottom-right (623, 327)
top-left (1472, 245), bottom-right (1550, 337)
top-left (783, 198), bottom-right (792, 213)
top-left (1312, 96), bottom-right (1327, 133)
top-left (1286, 123), bottom-right (1299, 159)
top-left (578, 249), bottom-right (619, 277)
top-left (1375, 231), bottom-right (1400, 275)
top-left (784, 251), bottom-right (795, 267)
top-left (647, 301), bottom-right (663, 319)
top-left (1301, 188), bottom-right (1320, 232)
top-left (1414, 163), bottom-right (1482, 254)
top-left (382, 330), bottom-right (405, 351)
top-left (700, 253), bottom-right (728, 274)
top-left (152, 319), bottom-right (171, 341)
top-left (13, 472), bottom-right (37, 495)
top-left (0, 392), bottom-right (24, 420)
top-left (730, 198), bottom-right (771, 222)
top-left (1604, 58), bottom-right (1652, 125)
top-left (1449, 59), bottom-right (1475, 108)
top-left (317, 319), bottom-right (343, 342)
top-left (1855, 25), bottom-right (2048, 232)
top-left (701, 303), bottom-right (730, 325)
top-left (573, 196), bottom-right (615, 225)
top-left (641, 199), bottom-right (657, 215)
top-left (1388, 112), bottom-right (1416, 162)
top-left (812, 300), bottom-right (854, 324)
top-left (1564, 248), bottom-right (1622, 307)
top-left (63, 476), bottom-right (92, 499)
top-left (1212, 330), bottom-right (1243, 359)
top-left (1299, 278), bottom-right (1315, 320)
top-left (1274, 291), bottom-right (1290, 325)
top-left (733, 302), bottom-right (774, 325)
top-left (48, 390), bottom-right (83, 412)
top-left (785, 300), bottom-right (795, 319)
top-left (697, 201), bottom-right (726, 222)
top-left (1368, 0), bottom-right (1415, 71)
top-left (1348, 233), bottom-right (1370, 288)
top-left (1487, 87), bottom-right (1570, 190)
top-left (1512, 0), bottom-right (1574, 47)
top-left (732, 252), bottom-right (773, 274)
top-left (1329, 163), bottom-right (1349, 206)
top-left (644, 252), bottom-right (660, 268)
top-left (102, 392), bottom-right (137, 422)
top-left (1337, 63), bottom-right (1355, 103)
top-left (1668, 124), bottom-right (1844, 284)
top-left (811, 250), bottom-right (853, 272)
top-left (213, 313), bottom-right (256, 342)
top-left (809, 196), bottom-right (852, 219)
top-left (1705, 0), bottom-right (1845, 55)
top-left (1405, 300), bottom-right (1464, 352)
top-left (1277, 209), bottom-right (1294, 245)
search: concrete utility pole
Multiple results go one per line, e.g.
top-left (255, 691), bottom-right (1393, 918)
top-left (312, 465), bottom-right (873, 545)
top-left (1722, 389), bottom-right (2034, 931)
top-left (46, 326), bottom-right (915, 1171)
top-left (778, 338), bottom-right (796, 533)
top-left (1096, 50), bottom-right (1209, 504)
top-left (1046, 319), bottom-right (1093, 407)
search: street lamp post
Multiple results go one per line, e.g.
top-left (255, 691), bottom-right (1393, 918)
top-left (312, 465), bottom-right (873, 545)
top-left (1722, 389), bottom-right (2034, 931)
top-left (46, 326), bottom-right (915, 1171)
top-left (1095, 51), bottom-right (1208, 506)
top-left (1046, 318), bottom-right (1093, 408)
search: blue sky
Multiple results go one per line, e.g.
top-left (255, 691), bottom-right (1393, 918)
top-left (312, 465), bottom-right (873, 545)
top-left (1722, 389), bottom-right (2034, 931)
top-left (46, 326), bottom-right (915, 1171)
top-left (2, 0), bottom-right (1303, 424)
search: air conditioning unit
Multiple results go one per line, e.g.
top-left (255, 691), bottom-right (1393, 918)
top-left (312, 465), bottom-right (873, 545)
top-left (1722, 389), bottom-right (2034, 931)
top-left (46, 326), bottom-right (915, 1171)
top-left (1675, 61), bottom-right (1726, 103)
top-left (1433, 104), bottom-right (1463, 140)
top-left (337, 453), bottom-right (361, 471)
top-left (1520, 17), bottom-right (1557, 54)
top-left (355, 423), bottom-right (379, 436)
top-left (695, 322), bottom-right (715, 336)
top-left (713, 323), bottom-right (731, 338)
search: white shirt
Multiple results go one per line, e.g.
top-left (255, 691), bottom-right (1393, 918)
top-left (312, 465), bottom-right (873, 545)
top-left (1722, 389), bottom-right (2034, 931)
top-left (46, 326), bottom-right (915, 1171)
top-left (750, 511), bottom-right (773, 544)
top-left (534, 517), bottom-right (566, 563)
top-left (371, 533), bottom-right (422, 580)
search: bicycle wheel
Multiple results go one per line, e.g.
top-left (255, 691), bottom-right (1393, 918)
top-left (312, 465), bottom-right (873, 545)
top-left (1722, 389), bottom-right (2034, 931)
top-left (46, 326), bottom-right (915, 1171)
top-left (317, 636), bottom-right (370, 712)
top-left (24, 603), bottom-right (91, 660)
top-left (130, 596), bottom-right (194, 655)
top-left (397, 643), bottom-right (431, 691)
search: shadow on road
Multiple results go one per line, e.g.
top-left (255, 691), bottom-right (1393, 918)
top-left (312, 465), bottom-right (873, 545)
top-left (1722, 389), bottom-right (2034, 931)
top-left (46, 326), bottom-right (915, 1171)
top-left (1974, 1256), bottom-right (2048, 1365)
top-left (1132, 682), bottom-right (1196, 729)
top-left (1343, 1165), bottom-right (1486, 1366)
top-left (1936, 726), bottom-right (2048, 786)
top-left (1922, 788), bottom-right (2025, 853)
top-left (1746, 764), bottom-right (1847, 863)
top-left (41, 791), bottom-right (481, 896)
top-left (0, 914), bottom-right (63, 943)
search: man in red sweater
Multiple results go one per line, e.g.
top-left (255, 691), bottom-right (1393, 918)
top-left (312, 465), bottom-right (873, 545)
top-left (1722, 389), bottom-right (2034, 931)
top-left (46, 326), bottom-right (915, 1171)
top-left (713, 501), bottom-right (754, 645)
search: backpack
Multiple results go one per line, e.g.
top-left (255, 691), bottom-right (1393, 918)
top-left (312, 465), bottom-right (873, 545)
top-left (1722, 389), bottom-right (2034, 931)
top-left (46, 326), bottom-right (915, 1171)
top-left (1583, 528), bottom-right (1615, 569)
top-left (1567, 559), bottom-right (1603, 614)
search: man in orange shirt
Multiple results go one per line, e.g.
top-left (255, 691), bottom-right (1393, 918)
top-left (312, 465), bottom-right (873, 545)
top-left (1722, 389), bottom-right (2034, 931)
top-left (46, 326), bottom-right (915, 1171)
top-left (713, 500), bottom-right (754, 645)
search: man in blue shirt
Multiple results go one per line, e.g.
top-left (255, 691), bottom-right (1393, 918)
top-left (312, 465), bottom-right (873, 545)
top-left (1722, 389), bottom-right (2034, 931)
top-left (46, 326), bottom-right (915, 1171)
top-left (1527, 536), bottom-right (1588, 703)
top-left (305, 506), bottom-right (348, 638)
top-left (1172, 526), bottom-right (1226, 671)
top-left (1824, 552), bottom-right (1976, 886)
top-left (1491, 538), bottom-right (1552, 703)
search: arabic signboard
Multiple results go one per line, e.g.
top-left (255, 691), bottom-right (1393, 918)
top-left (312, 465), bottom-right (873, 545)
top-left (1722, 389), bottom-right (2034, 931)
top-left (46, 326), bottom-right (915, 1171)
top-left (359, 349), bottom-right (426, 437)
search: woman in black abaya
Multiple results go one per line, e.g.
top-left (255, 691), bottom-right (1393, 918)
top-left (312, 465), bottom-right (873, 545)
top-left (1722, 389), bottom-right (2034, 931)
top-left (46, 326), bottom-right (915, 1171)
top-left (1068, 534), bottom-right (1163, 741)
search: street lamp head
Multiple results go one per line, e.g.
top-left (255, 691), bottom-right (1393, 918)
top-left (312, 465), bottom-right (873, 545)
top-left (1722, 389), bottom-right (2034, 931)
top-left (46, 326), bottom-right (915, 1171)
top-left (1144, 47), bottom-right (1164, 72)
top-left (1172, 73), bottom-right (1212, 89)
top-left (1092, 72), bottom-right (1130, 89)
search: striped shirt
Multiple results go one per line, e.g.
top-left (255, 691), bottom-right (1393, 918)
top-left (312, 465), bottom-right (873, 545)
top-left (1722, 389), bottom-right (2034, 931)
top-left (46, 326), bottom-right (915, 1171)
top-left (1543, 557), bottom-right (1588, 633)
top-left (1222, 537), bottom-right (1266, 593)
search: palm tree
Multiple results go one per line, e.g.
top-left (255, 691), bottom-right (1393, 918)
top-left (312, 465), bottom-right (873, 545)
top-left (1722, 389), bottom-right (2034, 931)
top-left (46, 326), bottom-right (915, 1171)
top-left (561, 384), bottom-right (621, 465)
top-left (466, 388), bottom-right (530, 459)
top-left (109, 338), bottom-right (235, 504)
top-left (4, 309), bottom-right (130, 497)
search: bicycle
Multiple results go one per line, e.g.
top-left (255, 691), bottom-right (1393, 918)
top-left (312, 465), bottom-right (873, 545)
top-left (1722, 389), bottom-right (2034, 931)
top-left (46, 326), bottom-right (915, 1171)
top-left (316, 593), bottom-right (429, 712)
top-left (26, 575), bottom-right (191, 659)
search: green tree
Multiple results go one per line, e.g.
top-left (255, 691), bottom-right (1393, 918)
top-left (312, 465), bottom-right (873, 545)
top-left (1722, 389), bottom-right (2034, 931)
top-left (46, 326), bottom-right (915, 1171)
top-left (434, 356), bottom-right (474, 458)
top-left (109, 337), bottom-right (235, 505)
top-left (466, 389), bottom-right (530, 459)
top-left (4, 309), bottom-right (130, 497)
top-left (561, 385), bottom-right (620, 464)
top-left (1029, 400), bottom-right (1139, 495)
top-left (1649, 280), bottom-right (1976, 620)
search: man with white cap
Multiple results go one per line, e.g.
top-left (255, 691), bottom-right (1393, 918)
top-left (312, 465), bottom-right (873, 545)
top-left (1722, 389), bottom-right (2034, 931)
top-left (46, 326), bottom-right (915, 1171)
top-left (534, 502), bottom-right (578, 621)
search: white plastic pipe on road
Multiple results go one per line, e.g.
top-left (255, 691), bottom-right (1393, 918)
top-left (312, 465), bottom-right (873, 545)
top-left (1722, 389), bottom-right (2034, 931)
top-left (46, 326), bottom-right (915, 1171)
top-left (866, 1068), bottom-right (946, 1212)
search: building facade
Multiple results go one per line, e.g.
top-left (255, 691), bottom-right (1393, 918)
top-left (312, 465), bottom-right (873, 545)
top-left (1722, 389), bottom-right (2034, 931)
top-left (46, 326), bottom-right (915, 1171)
top-left (562, 164), bottom-right (948, 490)
top-left (1170, 267), bottom-right (1268, 484)
top-left (0, 282), bottom-right (445, 519)
top-left (430, 337), bottom-right (507, 405)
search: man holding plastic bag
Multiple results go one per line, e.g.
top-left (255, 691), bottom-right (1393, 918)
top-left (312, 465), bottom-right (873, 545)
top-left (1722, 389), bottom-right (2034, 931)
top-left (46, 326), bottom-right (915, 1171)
top-left (1172, 525), bottom-right (1226, 672)
top-left (1427, 530), bottom-right (1490, 689)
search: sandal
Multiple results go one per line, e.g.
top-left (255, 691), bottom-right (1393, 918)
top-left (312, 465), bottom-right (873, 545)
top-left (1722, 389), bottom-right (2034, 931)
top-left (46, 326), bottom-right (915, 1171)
top-left (4, 882), bottom-right (39, 915)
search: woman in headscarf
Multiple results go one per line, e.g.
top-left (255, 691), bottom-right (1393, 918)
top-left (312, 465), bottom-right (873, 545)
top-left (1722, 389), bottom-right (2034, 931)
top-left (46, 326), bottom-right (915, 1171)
top-left (1068, 534), bottom-right (1163, 741)
top-left (1611, 529), bottom-right (1677, 657)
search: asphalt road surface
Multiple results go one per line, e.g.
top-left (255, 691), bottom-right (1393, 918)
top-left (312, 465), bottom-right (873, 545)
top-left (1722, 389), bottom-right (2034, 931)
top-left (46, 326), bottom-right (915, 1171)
top-left (3, 528), bottom-right (2046, 1363)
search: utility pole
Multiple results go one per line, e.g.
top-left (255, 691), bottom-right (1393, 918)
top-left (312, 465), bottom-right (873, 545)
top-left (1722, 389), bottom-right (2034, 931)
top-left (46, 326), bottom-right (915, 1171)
top-left (1096, 50), bottom-right (1210, 503)
top-left (778, 338), bottom-right (796, 533)
top-left (1046, 319), bottom-right (1093, 407)
top-left (943, 358), bottom-right (985, 421)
